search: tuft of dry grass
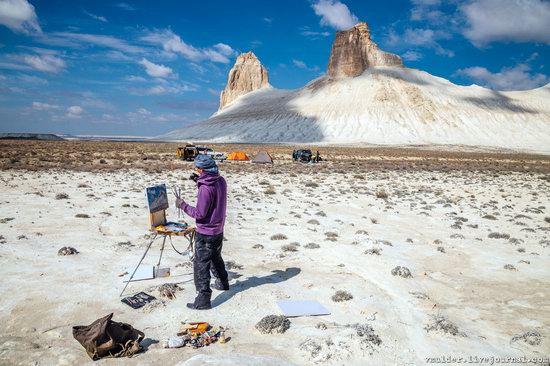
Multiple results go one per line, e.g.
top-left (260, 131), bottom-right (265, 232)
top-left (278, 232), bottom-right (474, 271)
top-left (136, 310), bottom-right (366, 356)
top-left (304, 242), bottom-right (320, 249)
top-left (391, 266), bottom-right (412, 278)
top-left (75, 213), bottom-right (90, 218)
top-left (55, 193), bottom-right (69, 200)
top-left (332, 290), bottom-right (353, 302)
top-left (425, 315), bottom-right (464, 336)
top-left (488, 232), bottom-right (510, 239)
top-left (375, 189), bottom-right (388, 199)
top-left (282, 244), bottom-right (298, 252)
top-left (365, 248), bottom-right (381, 255)
top-left (270, 233), bottom-right (287, 240)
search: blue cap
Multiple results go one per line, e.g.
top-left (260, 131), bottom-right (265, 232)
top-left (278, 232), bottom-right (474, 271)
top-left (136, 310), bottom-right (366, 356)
top-left (194, 154), bottom-right (217, 170)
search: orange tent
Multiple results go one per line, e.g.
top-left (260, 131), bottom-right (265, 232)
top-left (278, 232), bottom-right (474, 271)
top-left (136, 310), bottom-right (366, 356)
top-left (227, 151), bottom-right (250, 161)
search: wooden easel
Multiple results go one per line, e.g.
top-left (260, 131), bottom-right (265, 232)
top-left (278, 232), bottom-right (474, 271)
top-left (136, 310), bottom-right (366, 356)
top-left (120, 187), bottom-right (195, 297)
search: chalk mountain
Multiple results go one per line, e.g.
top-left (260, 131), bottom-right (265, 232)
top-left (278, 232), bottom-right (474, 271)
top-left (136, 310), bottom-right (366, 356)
top-left (159, 22), bottom-right (550, 152)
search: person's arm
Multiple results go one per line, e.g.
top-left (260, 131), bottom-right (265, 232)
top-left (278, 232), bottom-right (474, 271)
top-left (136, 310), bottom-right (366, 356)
top-left (181, 186), bottom-right (212, 220)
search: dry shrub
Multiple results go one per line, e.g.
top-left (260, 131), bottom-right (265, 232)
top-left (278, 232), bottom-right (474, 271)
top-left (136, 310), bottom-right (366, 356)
top-left (55, 193), bottom-right (69, 200)
top-left (376, 189), bottom-right (388, 199)
top-left (488, 232), bottom-right (510, 239)
top-left (332, 290), bottom-right (353, 302)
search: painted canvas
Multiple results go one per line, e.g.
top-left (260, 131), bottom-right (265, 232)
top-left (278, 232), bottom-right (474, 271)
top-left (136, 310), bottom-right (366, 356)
top-left (146, 184), bottom-right (169, 213)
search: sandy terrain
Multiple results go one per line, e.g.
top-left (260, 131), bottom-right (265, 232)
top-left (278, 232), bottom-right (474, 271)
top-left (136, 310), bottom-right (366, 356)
top-left (0, 141), bottom-right (549, 365)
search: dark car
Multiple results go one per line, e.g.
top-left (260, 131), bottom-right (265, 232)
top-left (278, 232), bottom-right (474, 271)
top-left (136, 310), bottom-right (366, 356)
top-left (293, 149), bottom-right (312, 163)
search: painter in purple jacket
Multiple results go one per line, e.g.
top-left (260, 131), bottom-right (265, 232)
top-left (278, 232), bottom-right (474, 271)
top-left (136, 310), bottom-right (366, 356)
top-left (176, 154), bottom-right (229, 310)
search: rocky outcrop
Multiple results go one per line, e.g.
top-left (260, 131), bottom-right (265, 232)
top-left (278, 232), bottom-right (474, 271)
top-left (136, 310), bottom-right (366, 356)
top-left (219, 51), bottom-right (269, 110)
top-left (327, 22), bottom-right (402, 78)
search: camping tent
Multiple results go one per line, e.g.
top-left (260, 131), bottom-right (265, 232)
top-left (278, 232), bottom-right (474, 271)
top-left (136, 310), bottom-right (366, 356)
top-left (252, 151), bottom-right (273, 164)
top-left (227, 151), bottom-right (250, 161)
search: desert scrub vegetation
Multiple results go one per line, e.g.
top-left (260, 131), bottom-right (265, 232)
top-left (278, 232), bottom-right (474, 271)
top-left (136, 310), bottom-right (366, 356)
top-left (281, 243), bottom-right (299, 252)
top-left (55, 193), bottom-right (69, 200)
top-left (375, 189), bottom-right (388, 199)
top-left (304, 242), bottom-right (320, 249)
top-left (331, 290), bottom-right (353, 302)
top-left (270, 233), bottom-right (287, 240)
top-left (488, 232), bottom-right (510, 239)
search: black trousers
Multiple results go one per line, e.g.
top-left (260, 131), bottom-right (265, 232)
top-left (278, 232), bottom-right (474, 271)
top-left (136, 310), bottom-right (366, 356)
top-left (193, 232), bottom-right (228, 295)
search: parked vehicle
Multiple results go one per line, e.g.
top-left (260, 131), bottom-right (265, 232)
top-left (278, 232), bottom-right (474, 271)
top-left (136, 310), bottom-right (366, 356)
top-left (177, 145), bottom-right (199, 161)
top-left (293, 149), bottom-right (312, 163)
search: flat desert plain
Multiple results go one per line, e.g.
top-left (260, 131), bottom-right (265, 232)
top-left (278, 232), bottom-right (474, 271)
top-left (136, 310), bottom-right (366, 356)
top-left (0, 140), bottom-right (549, 365)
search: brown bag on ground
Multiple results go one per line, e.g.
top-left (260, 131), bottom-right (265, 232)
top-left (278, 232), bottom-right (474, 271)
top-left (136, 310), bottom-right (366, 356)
top-left (72, 313), bottom-right (145, 361)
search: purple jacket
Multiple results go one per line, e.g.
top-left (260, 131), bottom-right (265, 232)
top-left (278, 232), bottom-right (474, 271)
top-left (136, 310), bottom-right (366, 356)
top-left (179, 171), bottom-right (227, 236)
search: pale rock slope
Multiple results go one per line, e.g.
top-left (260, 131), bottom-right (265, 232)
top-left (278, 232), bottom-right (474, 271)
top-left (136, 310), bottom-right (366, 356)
top-left (160, 23), bottom-right (550, 152)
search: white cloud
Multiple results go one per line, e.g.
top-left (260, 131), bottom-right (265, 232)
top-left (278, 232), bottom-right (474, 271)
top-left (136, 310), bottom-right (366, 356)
top-left (137, 107), bottom-right (150, 115)
top-left (461, 0), bottom-right (550, 46)
top-left (131, 82), bottom-right (197, 96)
top-left (125, 75), bottom-right (146, 82)
top-left (32, 101), bottom-right (59, 110)
top-left (292, 59), bottom-right (307, 69)
top-left (114, 3), bottom-right (136, 11)
top-left (387, 28), bottom-right (454, 57)
top-left (66, 105), bottom-right (84, 118)
top-left (23, 54), bottom-right (65, 73)
top-left (291, 59), bottom-right (320, 72)
top-left (262, 17), bottom-right (272, 23)
top-left (39, 32), bottom-right (144, 53)
top-left (0, 0), bottom-right (41, 34)
top-left (83, 10), bottom-right (107, 22)
top-left (141, 29), bottom-right (237, 64)
top-left (412, 0), bottom-right (440, 5)
top-left (103, 50), bottom-right (133, 62)
top-left (18, 74), bottom-right (48, 84)
top-left (312, 0), bottom-right (358, 30)
top-left (300, 27), bottom-right (331, 39)
top-left (138, 58), bottom-right (173, 78)
top-left (147, 86), bottom-right (169, 95)
top-left (456, 64), bottom-right (549, 91)
top-left (402, 51), bottom-right (423, 61)
top-left (410, 7), bottom-right (448, 24)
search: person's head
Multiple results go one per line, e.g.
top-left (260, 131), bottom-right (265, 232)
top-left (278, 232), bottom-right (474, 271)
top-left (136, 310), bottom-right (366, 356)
top-left (194, 154), bottom-right (218, 174)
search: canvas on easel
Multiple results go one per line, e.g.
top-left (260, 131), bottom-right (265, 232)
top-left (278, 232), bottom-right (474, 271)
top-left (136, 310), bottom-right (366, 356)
top-left (145, 184), bottom-right (188, 233)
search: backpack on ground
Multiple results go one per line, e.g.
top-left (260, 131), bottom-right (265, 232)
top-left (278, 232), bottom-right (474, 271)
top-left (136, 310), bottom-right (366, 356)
top-left (72, 313), bottom-right (144, 360)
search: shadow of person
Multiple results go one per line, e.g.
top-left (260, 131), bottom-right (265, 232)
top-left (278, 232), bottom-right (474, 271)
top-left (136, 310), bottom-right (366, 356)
top-left (211, 267), bottom-right (301, 307)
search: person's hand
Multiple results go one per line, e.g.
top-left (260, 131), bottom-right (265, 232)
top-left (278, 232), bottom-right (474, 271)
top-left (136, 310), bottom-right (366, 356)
top-left (175, 198), bottom-right (185, 208)
top-left (189, 173), bottom-right (199, 183)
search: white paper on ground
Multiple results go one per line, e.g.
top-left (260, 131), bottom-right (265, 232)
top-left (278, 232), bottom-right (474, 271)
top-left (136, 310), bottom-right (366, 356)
top-left (276, 300), bottom-right (330, 317)
top-left (123, 265), bottom-right (155, 282)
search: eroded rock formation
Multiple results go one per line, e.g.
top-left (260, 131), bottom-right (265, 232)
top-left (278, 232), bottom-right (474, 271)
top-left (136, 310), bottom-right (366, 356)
top-left (219, 51), bottom-right (269, 110)
top-left (327, 22), bottom-right (402, 78)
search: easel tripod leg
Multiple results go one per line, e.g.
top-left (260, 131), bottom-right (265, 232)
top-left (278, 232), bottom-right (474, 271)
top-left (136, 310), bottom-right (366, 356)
top-left (156, 235), bottom-right (167, 270)
top-left (120, 233), bottom-right (158, 297)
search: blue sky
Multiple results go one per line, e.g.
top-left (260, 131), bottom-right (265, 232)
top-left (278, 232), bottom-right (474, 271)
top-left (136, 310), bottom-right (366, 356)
top-left (0, 0), bottom-right (549, 136)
